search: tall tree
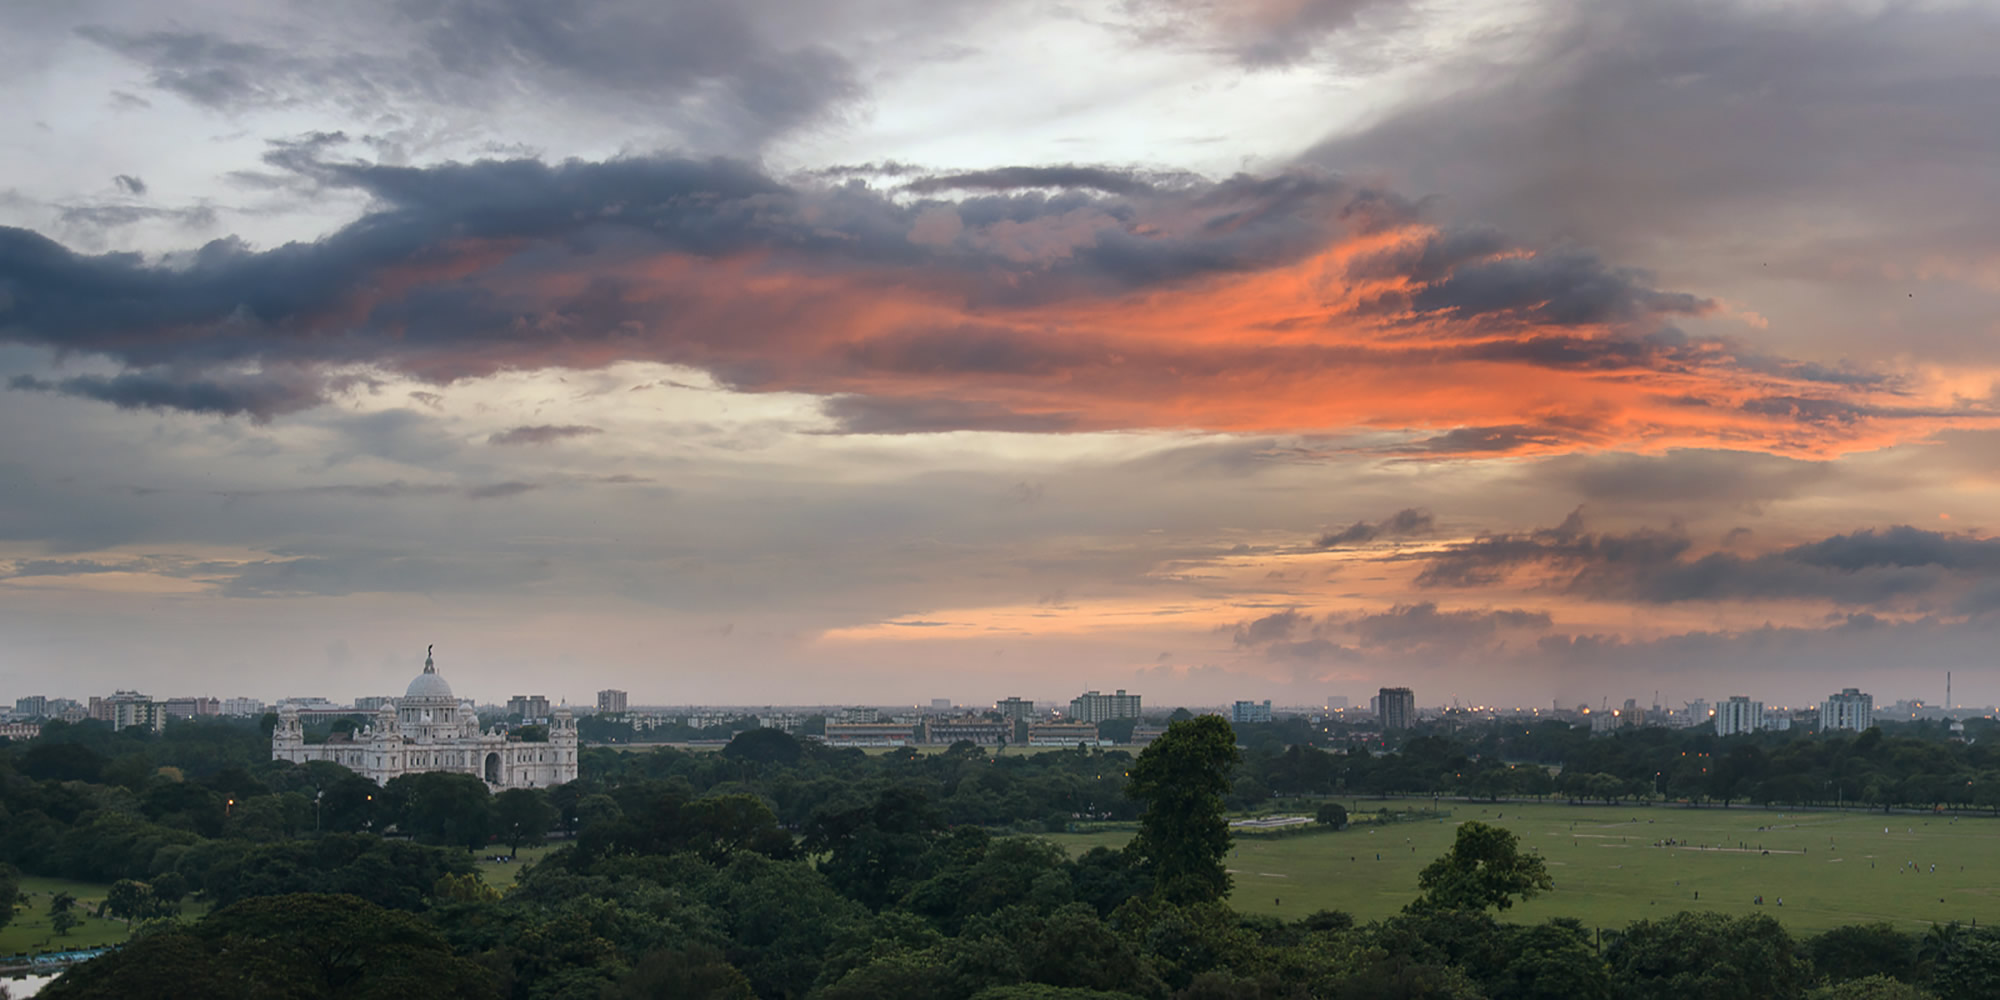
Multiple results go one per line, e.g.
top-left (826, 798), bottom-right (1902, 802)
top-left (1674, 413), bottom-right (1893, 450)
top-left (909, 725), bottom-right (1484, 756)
top-left (0, 863), bottom-right (17, 934)
top-left (1412, 821), bottom-right (1552, 913)
top-left (491, 788), bottom-right (556, 856)
top-left (1125, 715), bottom-right (1241, 903)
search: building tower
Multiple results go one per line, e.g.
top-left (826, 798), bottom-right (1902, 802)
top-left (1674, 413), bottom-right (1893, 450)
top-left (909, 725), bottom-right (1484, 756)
top-left (1377, 687), bottom-right (1416, 730)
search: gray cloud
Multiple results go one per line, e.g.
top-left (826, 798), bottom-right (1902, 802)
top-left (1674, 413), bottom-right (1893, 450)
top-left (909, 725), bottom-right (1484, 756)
top-left (1231, 608), bottom-right (1305, 646)
top-left (1345, 601), bottom-right (1551, 649)
top-left (112, 174), bottom-right (146, 195)
top-left (820, 396), bottom-right (1081, 435)
top-left (0, 151), bottom-right (1756, 426)
top-left (1301, 0), bottom-right (2000, 361)
top-left (1316, 506), bottom-right (1433, 547)
top-left (1416, 510), bottom-right (2000, 609)
top-left (487, 424), bottom-right (602, 446)
top-left (75, 0), bottom-right (861, 149)
top-left (7, 370), bottom-right (324, 421)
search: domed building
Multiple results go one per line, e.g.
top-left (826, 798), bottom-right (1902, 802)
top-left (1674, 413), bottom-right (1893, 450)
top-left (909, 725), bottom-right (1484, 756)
top-left (272, 648), bottom-right (578, 788)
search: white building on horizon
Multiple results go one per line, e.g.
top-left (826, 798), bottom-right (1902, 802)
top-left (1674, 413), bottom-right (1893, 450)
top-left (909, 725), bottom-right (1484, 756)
top-left (1821, 688), bottom-right (1875, 733)
top-left (1715, 696), bottom-right (1762, 737)
top-left (271, 648), bottom-right (577, 788)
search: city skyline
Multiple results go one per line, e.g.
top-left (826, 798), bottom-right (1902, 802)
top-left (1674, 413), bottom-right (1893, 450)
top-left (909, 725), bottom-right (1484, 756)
top-left (5, 2), bottom-right (2000, 705)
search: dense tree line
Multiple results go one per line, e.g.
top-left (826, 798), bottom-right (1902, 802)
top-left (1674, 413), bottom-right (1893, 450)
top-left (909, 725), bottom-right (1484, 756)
top-left (10, 716), bottom-right (2000, 998)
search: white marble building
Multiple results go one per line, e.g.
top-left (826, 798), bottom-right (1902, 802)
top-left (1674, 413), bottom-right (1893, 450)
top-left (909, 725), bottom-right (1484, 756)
top-left (272, 649), bottom-right (578, 788)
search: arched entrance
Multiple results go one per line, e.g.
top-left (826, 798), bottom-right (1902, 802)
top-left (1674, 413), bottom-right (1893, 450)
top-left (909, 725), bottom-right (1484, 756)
top-left (484, 752), bottom-right (501, 784)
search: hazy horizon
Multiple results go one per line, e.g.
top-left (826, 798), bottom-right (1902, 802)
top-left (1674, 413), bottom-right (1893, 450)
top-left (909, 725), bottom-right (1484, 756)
top-left (5, 1), bottom-right (2000, 710)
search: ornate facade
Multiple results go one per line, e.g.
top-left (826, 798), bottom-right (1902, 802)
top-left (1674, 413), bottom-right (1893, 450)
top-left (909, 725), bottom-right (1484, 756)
top-left (272, 649), bottom-right (578, 788)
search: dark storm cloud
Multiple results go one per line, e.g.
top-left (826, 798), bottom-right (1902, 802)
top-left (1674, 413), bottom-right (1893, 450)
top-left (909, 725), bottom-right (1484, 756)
top-left (1416, 510), bottom-right (2000, 609)
top-left (7, 371), bottom-right (322, 420)
top-left (487, 424), bottom-right (603, 446)
top-left (1316, 507), bottom-right (1433, 547)
top-left (0, 150), bottom-right (1874, 436)
top-left (76, 0), bottom-right (860, 146)
top-left (1407, 249), bottom-right (1709, 327)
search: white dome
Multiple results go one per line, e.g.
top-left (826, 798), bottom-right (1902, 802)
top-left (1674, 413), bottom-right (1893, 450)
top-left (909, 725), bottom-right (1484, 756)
top-left (405, 648), bottom-right (455, 700)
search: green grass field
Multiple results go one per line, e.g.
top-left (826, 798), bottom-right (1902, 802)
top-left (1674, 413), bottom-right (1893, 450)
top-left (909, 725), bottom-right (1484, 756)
top-left (1, 876), bottom-right (207, 957)
top-left (1047, 802), bottom-right (2000, 933)
top-left (471, 844), bottom-right (560, 889)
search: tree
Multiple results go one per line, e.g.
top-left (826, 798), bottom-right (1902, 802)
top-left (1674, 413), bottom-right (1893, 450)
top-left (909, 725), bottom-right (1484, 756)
top-left (1412, 821), bottom-right (1551, 913)
top-left (1316, 802), bottom-right (1349, 829)
top-left (722, 727), bottom-right (804, 765)
top-left (105, 879), bottom-right (157, 924)
top-left (152, 872), bottom-right (190, 909)
top-left (606, 945), bottom-right (755, 1000)
top-left (0, 863), bottom-right (16, 934)
top-left (1809, 923), bottom-right (1916, 984)
top-left (491, 788), bottom-right (556, 856)
top-left (1808, 977), bottom-right (1939, 1000)
top-left (1125, 715), bottom-right (1241, 903)
top-left (1606, 912), bottom-right (1811, 1000)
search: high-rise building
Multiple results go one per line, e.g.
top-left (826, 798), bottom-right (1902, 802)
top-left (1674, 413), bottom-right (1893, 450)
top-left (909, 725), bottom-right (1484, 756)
top-left (930, 699), bottom-right (953, 713)
top-left (506, 695), bottom-right (553, 720)
top-left (12, 695), bottom-right (47, 719)
top-left (354, 696), bottom-right (395, 712)
top-left (162, 697), bottom-right (220, 719)
top-left (222, 698), bottom-right (267, 717)
top-left (1821, 688), bottom-right (1874, 732)
top-left (1068, 689), bottom-right (1142, 723)
top-left (1231, 700), bottom-right (1273, 724)
top-left (1715, 696), bottom-right (1762, 736)
top-left (995, 697), bottom-right (1036, 722)
top-left (104, 691), bottom-right (164, 733)
top-left (597, 689), bottom-right (628, 714)
top-left (1326, 695), bottom-right (1349, 710)
top-left (1378, 687), bottom-right (1416, 730)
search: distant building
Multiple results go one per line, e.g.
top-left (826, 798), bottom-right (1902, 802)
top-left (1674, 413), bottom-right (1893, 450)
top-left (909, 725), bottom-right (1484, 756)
top-left (506, 695), bottom-right (552, 720)
top-left (1821, 688), bottom-right (1874, 732)
top-left (597, 689), bottom-right (628, 714)
top-left (1715, 696), bottom-right (1762, 737)
top-left (995, 697), bottom-right (1036, 722)
top-left (1761, 708), bottom-right (1793, 732)
top-left (1028, 722), bottom-right (1103, 747)
top-left (820, 722), bottom-right (916, 747)
top-left (1377, 687), bottom-right (1416, 731)
top-left (1129, 723), bottom-right (1169, 746)
top-left (837, 707), bottom-right (881, 724)
top-left (923, 718), bottom-right (1010, 745)
top-left (107, 692), bottom-right (164, 733)
top-left (273, 649), bottom-right (577, 788)
top-left (221, 698), bottom-right (267, 717)
top-left (12, 695), bottom-right (47, 719)
top-left (0, 721), bottom-right (41, 741)
top-left (930, 699), bottom-right (953, 713)
top-left (1326, 695), bottom-right (1349, 710)
top-left (1069, 689), bottom-right (1142, 723)
top-left (161, 697), bottom-right (220, 719)
top-left (1231, 700), bottom-right (1273, 724)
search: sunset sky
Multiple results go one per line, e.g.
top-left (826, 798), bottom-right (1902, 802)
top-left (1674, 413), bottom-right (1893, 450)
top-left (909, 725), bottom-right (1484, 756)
top-left (3, 0), bottom-right (1999, 709)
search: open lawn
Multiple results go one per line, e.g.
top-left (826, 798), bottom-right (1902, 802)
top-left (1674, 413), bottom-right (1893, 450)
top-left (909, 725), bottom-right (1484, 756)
top-left (1046, 802), bottom-right (2000, 933)
top-left (471, 843), bottom-right (560, 889)
top-left (1, 876), bottom-right (206, 957)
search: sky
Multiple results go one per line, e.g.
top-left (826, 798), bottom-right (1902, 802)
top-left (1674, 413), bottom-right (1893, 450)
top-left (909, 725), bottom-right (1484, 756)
top-left (3, 0), bottom-right (2000, 711)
